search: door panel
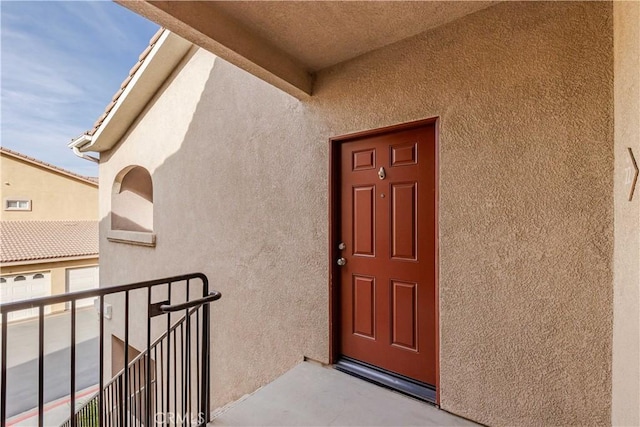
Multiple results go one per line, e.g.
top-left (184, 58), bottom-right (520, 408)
top-left (353, 186), bottom-right (375, 256)
top-left (338, 122), bottom-right (437, 386)
top-left (352, 275), bottom-right (376, 339)
top-left (1, 272), bottom-right (51, 321)
top-left (391, 280), bottom-right (418, 350)
top-left (391, 182), bottom-right (417, 260)
top-left (67, 266), bottom-right (99, 308)
top-left (353, 149), bottom-right (376, 170)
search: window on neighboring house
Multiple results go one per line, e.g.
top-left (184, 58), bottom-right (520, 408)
top-left (14, 276), bottom-right (26, 281)
top-left (107, 165), bottom-right (156, 246)
top-left (4, 199), bottom-right (31, 211)
top-left (33, 274), bottom-right (44, 279)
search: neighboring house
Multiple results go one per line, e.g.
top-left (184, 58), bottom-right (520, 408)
top-left (0, 147), bottom-right (98, 221)
top-left (68, 2), bottom-right (639, 426)
top-left (0, 148), bottom-right (99, 321)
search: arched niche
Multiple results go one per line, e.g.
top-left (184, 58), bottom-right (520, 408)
top-left (111, 166), bottom-right (154, 233)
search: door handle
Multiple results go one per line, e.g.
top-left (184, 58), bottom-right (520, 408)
top-left (337, 258), bottom-right (347, 266)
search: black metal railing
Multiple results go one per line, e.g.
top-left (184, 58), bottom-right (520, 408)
top-left (0, 273), bottom-right (221, 427)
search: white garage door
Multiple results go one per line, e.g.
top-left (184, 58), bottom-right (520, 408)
top-left (67, 266), bottom-right (99, 308)
top-left (0, 272), bottom-right (52, 322)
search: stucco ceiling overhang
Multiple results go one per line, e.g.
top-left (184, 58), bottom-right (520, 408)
top-left (116, 1), bottom-right (497, 98)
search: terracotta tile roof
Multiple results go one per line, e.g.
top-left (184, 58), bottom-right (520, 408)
top-left (0, 147), bottom-right (98, 186)
top-left (85, 28), bottom-right (166, 137)
top-left (0, 221), bottom-right (98, 263)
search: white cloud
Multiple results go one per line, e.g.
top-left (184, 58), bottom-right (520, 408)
top-left (1, 0), bottom-right (159, 176)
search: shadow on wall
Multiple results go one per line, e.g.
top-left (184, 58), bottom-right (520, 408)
top-left (100, 52), bottom-right (329, 409)
top-left (111, 165), bottom-right (153, 232)
top-left (99, 2), bottom-right (616, 424)
top-left (110, 213), bottom-right (150, 233)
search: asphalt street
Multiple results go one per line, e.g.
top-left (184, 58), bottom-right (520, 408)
top-left (0, 308), bottom-right (100, 419)
top-left (4, 337), bottom-right (99, 418)
top-left (2, 307), bottom-right (99, 369)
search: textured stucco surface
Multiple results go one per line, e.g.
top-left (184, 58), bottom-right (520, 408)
top-left (0, 153), bottom-right (98, 221)
top-left (210, 1), bottom-right (496, 71)
top-left (612, 1), bottom-right (640, 426)
top-left (111, 166), bottom-right (154, 232)
top-left (118, 1), bottom-right (497, 98)
top-left (100, 2), bottom-right (614, 425)
top-left (98, 46), bottom-right (216, 378)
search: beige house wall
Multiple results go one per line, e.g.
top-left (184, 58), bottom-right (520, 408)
top-left (612, 1), bottom-right (640, 426)
top-left (98, 47), bottom-right (216, 379)
top-left (1, 257), bottom-right (99, 312)
top-left (99, 3), bottom-right (615, 425)
top-left (0, 153), bottom-right (98, 221)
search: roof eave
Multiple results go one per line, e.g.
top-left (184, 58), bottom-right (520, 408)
top-left (82, 31), bottom-right (193, 153)
top-left (0, 147), bottom-right (99, 186)
top-left (0, 254), bottom-right (99, 267)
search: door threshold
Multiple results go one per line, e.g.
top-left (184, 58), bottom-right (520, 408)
top-left (335, 357), bottom-right (436, 404)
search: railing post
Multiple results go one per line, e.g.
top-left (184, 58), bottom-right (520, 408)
top-left (118, 374), bottom-right (124, 427)
top-left (185, 280), bottom-right (191, 425)
top-left (166, 281), bottom-right (172, 425)
top-left (123, 291), bottom-right (129, 427)
top-left (146, 286), bottom-right (152, 427)
top-left (0, 273), bottom-right (218, 427)
top-left (38, 306), bottom-right (44, 427)
top-left (70, 300), bottom-right (76, 427)
top-left (200, 278), bottom-right (210, 426)
top-left (99, 296), bottom-right (104, 427)
top-left (1, 311), bottom-right (8, 427)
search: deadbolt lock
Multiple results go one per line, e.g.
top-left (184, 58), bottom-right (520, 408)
top-left (378, 167), bottom-right (386, 180)
top-left (338, 242), bottom-right (346, 250)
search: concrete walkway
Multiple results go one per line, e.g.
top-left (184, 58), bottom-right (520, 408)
top-left (210, 362), bottom-right (478, 426)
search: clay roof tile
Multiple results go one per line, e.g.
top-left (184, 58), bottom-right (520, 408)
top-left (111, 88), bottom-right (124, 102)
top-left (0, 221), bottom-right (99, 263)
top-left (0, 147), bottom-right (98, 185)
top-left (120, 75), bottom-right (133, 90)
top-left (81, 27), bottom-right (167, 139)
top-left (149, 28), bottom-right (163, 46)
top-left (129, 60), bottom-right (143, 77)
top-left (138, 45), bottom-right (153, 62)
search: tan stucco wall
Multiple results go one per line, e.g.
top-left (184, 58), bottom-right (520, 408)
top-left (612, 1), bottom-right (640, 426)
top-left (100, 2), bottom-right (614, 425)
top-left (1, 257), bottom-right (99, 312)
top-left (111, 166), bottom-right (154, 232)
top-left (0, 153), bottom-right (98, 221)
top-left (98, 47), bottom-right (218, 381)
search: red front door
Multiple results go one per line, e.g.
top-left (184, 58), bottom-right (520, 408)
top-left (338, 121), bottom-right (437, 385)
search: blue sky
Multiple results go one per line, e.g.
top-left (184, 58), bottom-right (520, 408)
top-left (1, 1), bottom-right (159, 177)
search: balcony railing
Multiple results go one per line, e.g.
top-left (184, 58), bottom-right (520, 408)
top-left (0, 273), bottom-right (221, 427)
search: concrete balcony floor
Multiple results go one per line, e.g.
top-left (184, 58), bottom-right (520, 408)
top-left (210, 362), bottom-right (478, 426)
